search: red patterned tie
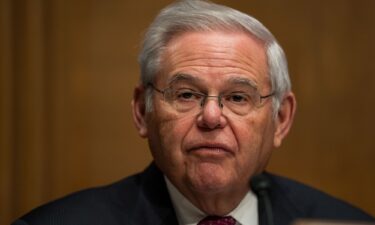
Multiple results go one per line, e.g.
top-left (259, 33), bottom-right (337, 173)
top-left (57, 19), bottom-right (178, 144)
top-left (197, 216), bottom-right (236, 225)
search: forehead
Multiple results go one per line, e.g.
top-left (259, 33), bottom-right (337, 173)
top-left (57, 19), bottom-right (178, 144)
top-left (158, 30), bottom-right (269, 88)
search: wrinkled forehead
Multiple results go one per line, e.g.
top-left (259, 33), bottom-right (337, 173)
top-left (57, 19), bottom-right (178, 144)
top-left (156, 30), bottom-right (270, 89)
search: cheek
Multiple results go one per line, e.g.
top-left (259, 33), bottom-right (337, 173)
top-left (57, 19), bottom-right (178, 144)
top-left (232, 116), bottom-right (260, 151)
top-left (231, 114), bottom-right (275, 174)
top-left (147, 110), bottom-right (195, 166)
top-left (159, 114), bottom-right (195, 148)
top-left (233, 120), bottom-right (260, 167)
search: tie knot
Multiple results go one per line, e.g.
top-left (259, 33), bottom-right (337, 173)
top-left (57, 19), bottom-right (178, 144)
top-left (198, 216), bottom-right (236, 225)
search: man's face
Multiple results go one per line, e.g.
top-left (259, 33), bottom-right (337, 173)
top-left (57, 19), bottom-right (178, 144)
top-left (134, 31), bottom-right (286, 198)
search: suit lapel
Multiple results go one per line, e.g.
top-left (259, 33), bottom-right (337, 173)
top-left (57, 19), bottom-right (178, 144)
top-left (258, 172), bottom-right (299, 225)
top-left (133, 166), bottom-right (300, 225)
top-left (133, 163), bottom-right (179, 225)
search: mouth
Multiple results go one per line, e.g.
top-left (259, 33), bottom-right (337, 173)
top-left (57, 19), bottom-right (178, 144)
top-left (187, 143), bottom-right (234, 157)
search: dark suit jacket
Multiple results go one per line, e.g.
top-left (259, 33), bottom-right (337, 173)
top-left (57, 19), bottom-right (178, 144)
top-left (12, 163), bottom-right (374, 225)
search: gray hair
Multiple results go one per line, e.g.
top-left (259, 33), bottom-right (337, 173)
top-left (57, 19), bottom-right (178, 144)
top-left (138, 0), bottom-right (291, 116)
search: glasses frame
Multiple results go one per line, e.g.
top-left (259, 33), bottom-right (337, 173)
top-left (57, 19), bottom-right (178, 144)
top-left (147, 82), bottom-right (274, 113)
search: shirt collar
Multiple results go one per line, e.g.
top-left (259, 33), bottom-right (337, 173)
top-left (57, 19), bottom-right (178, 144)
top-left (165, 176), bottom-right (258, 225)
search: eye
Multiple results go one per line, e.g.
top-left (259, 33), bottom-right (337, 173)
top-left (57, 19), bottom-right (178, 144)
top-left (231, 94), bottom-right (246, 102)
top-left (179, 91), bottom-right (194, 99)
top-left (174, 89), bottom-right (202, 101)
top-left (225, 93), bottom-right (250, 104)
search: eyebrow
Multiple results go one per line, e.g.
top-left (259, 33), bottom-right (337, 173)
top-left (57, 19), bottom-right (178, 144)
top-left (227, 77), bottom-right (258, 90)
top-left (167, 73), bottom-right (202, 86)
top-left (167, 73), bottom-right (258, 89)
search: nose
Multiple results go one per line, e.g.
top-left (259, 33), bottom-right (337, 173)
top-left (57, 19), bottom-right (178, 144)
top-left (197, 97), bottom-right (227, 129)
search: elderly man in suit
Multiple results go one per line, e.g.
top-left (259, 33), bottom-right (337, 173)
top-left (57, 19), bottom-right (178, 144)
top-left (13, 1), bottom-right (374, 225)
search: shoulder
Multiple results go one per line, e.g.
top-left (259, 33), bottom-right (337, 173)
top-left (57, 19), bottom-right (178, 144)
top-left (13, 170), bottom-right (146, 225)
top-left (13, 163), bottom-right (173, 225)
top-left (266, 172), bottom-right (374, 222)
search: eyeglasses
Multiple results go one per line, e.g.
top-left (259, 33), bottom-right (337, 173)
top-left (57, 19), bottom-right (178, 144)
top-left (148, 83), bottom-right (274, 116)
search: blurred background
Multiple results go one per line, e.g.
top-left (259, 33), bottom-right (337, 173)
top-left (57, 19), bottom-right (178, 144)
top-left (1, 0), bottom-right (374, 224)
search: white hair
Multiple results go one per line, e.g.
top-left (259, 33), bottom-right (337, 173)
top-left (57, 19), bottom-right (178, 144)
top-left (138, 0), bottom-right (291, 116)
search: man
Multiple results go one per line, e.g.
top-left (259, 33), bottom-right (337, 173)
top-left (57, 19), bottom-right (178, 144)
top-left (13, 1), bottom-right (374, 225)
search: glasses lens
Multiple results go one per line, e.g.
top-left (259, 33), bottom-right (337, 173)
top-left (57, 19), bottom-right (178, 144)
top-left (222, 91), bottom-right (259, 115)
top-left (157, 84), bottom-right (266, 115)
top-left (165, 88), bottom-right (202, 112)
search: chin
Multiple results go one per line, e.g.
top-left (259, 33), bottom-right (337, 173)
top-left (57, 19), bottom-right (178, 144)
top-left (186, 162), bottom-right (234, 193)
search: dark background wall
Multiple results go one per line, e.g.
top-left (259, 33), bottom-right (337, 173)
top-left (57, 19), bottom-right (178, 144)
top-left (1, 0), bottom-right (374, 224)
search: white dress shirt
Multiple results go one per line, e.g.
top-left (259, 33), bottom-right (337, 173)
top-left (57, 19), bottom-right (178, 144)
top-left (165, 176), bottom-right (259, 225)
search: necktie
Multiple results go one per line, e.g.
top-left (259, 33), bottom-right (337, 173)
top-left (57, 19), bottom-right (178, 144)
top-left (197, 216), bottom-right (236, 225)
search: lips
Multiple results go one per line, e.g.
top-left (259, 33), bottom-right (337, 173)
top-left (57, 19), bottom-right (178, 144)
top-left (186, 142), bottom-right (234, 155)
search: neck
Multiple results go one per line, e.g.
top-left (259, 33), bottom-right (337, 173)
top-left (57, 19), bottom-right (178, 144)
top-left (193, 191), bottom-right (247, 215)
top-left (181, 184), bottom-right (248, 215)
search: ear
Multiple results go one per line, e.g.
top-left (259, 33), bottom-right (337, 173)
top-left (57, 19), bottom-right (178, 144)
top-left (273, 92), bottom-right (297, 148)
top-left (131, 85), bottom-right (148, 138)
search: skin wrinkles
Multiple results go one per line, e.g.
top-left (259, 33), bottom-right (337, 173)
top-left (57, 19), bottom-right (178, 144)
top-left (159, 31), bottom-right (269, 213)
top-left (161, 33), bottom-right (269, 90)
top-left (162, 56), bottom-right (266, 90)
top-left (163, 73), bottom-right (261, 99)
top-left (132, 30), bottom-right (295, 215)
